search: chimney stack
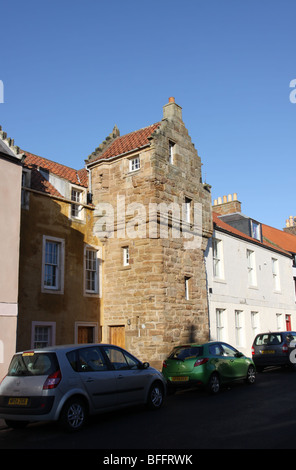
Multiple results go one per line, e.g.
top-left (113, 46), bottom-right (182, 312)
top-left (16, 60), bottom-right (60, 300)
top-left (283, 216), bottom-right (296, 235)
top-left (213, 193), bottom-right (242, 216)
top-left (163, 97), bottom-right (182, 121)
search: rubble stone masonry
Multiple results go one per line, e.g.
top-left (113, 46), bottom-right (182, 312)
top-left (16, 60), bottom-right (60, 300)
top-left (88, 99), bottom-right (212, 368)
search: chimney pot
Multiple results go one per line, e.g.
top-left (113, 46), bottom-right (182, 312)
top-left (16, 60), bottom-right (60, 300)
top-left (168, 97), bottom-right (175, 103)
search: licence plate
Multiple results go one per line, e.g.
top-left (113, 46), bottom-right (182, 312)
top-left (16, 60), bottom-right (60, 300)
top-left (171, 376), bottom-right (189, 382)
top-left (261, 350), bottom-right (275, 354)
top-left (8, 398), bottom-right (28, 406)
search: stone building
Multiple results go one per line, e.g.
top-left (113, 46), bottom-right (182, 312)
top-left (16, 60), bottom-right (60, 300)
top-left (17, 151), bottom-right (102, 352)
top-left (86, 98), bottom-right (213, 367)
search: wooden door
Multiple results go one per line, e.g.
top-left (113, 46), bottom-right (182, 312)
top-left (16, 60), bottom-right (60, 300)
top-left (78, 326), bottom-right (94, 343)
top-left (110, 325), bottom-right (125, 348)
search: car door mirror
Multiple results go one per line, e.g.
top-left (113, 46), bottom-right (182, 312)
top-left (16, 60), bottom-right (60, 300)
top-left (235, 352), bottom-right (244, 358)
top-left (139, 361), bottom-right (150, 369)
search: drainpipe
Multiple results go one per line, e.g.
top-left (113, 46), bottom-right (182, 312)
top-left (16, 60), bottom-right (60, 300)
top-left (85, 164), bottom-right (93, 205)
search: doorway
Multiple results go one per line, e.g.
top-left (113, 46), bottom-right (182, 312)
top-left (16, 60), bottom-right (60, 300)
top-left (109, 325), bottom-right (125, 348)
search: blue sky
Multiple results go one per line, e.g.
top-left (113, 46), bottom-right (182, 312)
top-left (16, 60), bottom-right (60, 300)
top-left (1, 0), bottom-right (295, 230)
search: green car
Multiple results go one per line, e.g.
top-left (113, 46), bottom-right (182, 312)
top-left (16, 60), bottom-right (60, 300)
top-left (162, 341), bottom-right (256, 394)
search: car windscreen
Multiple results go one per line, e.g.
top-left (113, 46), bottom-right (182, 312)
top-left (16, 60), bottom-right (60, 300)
top-left (7, 352), bottom-right (59, 376)
top-left (254, 334), bottom-right (282, 346)
top-left (168, 346), bottom-right (203, 361)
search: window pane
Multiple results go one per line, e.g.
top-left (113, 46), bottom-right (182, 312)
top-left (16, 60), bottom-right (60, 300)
top-left (85, 249), bottom-right (98, 292)
top-left (78, 347), bottom-right (107, 372)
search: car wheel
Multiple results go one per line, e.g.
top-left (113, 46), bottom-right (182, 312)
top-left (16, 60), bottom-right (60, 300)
top-left (5, 420), bottom-right (29, 429)
top-left (59, 397), bottom-right (87, 432)
top-left (207, 373), bottom-right (220, 394)
top-left (147, 381), bottom-right (164, 410)
top-left (246, 365), bottom-right (256, 384)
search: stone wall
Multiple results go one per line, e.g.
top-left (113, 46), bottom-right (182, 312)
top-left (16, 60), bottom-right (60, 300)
top-left (91, 99), bottom-right (212, 368)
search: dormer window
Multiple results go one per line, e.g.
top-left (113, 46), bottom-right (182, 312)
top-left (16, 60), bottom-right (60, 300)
top-left (250, 220), bottom-right (261, 241)
top-left (71, 187), bottom-right (84, 219)
top-left (129, 156), bottom-right (140, 172)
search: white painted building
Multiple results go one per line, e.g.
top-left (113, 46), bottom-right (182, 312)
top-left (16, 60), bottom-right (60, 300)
top-left (0, 129), bottom-right (24, 380)
top-left (205, 197), bottom-right (296, 358)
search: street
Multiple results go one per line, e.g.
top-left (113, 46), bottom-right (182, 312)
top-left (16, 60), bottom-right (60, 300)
top-left (1, 366), bottom-right (296, 452)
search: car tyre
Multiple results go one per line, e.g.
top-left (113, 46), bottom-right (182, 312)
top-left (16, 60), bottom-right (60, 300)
top-left (207, 373), bottom-right (220, 394)
top-left (147, 381), bottom-right (164, 410)
top-left (246, 365), bottom-right (256, 384)
top-left (59, 397), bottom-right (87, 432)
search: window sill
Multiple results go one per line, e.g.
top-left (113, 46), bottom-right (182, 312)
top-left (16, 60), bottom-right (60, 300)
top-left (213, 278), bottom-right (227, 284)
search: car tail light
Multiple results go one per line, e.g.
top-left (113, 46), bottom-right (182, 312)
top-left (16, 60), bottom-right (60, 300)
top-left (282, 343), bottom-right (289, 354)
top-left (43, 370), bottom-right (62, 390)
top-left (162, 361), bottom-right (167, 368)
top-left (251, 346), bottom-right (255, 355)
top-left (194, 358), bottom-right (209, 367)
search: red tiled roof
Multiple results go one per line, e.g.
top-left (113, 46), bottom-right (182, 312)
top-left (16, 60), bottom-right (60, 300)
top-left (213, 212), bottom-right (291, 256)
top-left (262, 224), bottom-right (296, 254)
top-left (23, 151), bottom-right (88, 188)
top-left (30, 168), bottom-right (63, 198)
top-left (90, 123), bottom-right (161, 163)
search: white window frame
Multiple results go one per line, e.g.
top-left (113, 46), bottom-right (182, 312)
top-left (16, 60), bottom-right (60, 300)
top-left (123, 246), bottom-right (129, 266)
top-left (251, 311), bottom-right (260, 336)
top-left (213, 238), bottom-right (224, 279)
top-left (41, 235), bottom-right (65, 294)
top-left (251, 220), bottom-right (261, 241)
top-left (71, 187), bottom-right (84, 220)
top-left (31, 321), bottom-right (56, 348)
top-left (276, 313), bottom-right (283, 330)
top-left (272, 257), bottom-right (280, 291)
top-left (235, 310), bottom-right (244, 347)
top-left (129, 156), bottom-right (140, 172)
top-left (216, 308), bottom-right (226, 341)
top-left (247, 249), bottom-right (257, 287)
top-left (84, 246), bottom-right (101, 295)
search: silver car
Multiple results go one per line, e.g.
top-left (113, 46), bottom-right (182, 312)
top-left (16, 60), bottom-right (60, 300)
top-left (0, 344), bottom-right (166, 431)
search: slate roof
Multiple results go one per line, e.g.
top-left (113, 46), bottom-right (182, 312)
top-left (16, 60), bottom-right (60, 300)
top-left (213, 212), bottom-right (291, 257)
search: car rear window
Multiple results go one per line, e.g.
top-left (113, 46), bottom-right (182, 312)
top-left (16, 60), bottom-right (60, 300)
top-left (254, 334), bottom-right (282, 346)
top-left (285, 333), bottom-right (296, 343)
top-left (7, 352), bottom-right (59, 377)
top-left (168, 346), bottom-right (203, 361)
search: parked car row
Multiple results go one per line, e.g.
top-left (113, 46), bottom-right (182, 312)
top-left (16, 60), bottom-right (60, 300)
top-left (252, 330), bottom-right (296, 371)
top-left (0, 332), bottom-right (295, 432)
top-left (0, 344), bottom-right (165, 432)
top-left (162, 341), bottom-right (256, 394)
